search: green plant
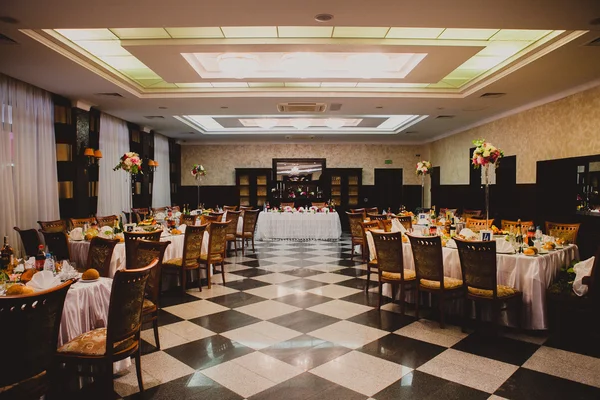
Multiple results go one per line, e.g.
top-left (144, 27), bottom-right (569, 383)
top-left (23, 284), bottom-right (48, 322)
top-left (548, 259), bottom-right (578, 295)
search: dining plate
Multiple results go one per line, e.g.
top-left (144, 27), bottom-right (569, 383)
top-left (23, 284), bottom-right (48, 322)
top-left (70, 238), bottom-right (84, 242)
top-left (80, 278), bottom-right (100, 283)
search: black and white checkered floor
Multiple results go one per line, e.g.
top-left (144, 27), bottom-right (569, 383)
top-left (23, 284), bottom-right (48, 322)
top-left (109, 236), bottom-right (599, 399)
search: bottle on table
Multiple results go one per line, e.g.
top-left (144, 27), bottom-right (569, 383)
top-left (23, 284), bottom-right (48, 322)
top-left (43, 253), bottom-right (55, 273)
top-left (0, 236), bottom-right (14, 269)
top-left (535, 226), bottom-right (543, 243)
top-left (527, 225), bottom-right (536, 247)
top-left (35, 245), bottom-right (46, 271)
top-left (516, 219), bottom-right (523, 253)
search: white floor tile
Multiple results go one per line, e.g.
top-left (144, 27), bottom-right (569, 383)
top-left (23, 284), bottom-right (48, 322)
top-left (244, 284), bottom-right (301, 299)
top-left (307, 300), bottom-right (372, 319)
top-left (394, 319), bottom-right (468, 347)
top-left (162, 320), bottom-right (216, 341)
top-left (304, 264), bottom-right (347, 273)
top-left (201, 358), bottom-right (276, 398)
top-left (232, 352), bottom-right (303, 383)
top-left (305, 272), bottom-right (353, 284)
top-left (235, 299), bottom-right (301, 319)
top-left (522, 346), bottom-right (600, 388)
top-left (221, 321), bottom-right (301, 350)
top-left (188, 284), bottom-right (239, 299)
top-left (163, 300), bottom-right (229, 320)
top-left (306, 284), bottom-right (362, 299)
top-left (252, 272), bottom-right (300, 284)
top-left (308, 320), bottom-right (388, 349)
top-left (140, 326), bottom-right (188, 349)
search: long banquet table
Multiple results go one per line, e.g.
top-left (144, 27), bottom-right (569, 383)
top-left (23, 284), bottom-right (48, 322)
top-left (256, 211), bottom-right (342, 240)
top-left (365, 231), bottom-right (578, 330)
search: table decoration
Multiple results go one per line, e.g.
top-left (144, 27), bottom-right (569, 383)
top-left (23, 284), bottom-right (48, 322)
top-left (415, 160), bottom-right (432, 208)
top-left (471, 139), bottom-right (504, 229)
top-left (191, 164), bottom-right (206, 209)
top-left (113, 152), bottom-right (143, 209)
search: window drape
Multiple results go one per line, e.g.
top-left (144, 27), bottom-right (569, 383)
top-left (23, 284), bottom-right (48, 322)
top-left (151, 133), bottom-right (171, 208)
top-left (97, 113), bottom-right (131, 217)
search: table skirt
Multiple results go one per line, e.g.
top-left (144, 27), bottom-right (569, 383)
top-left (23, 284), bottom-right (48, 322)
top-left (256, 212), bottom-right (342, 241)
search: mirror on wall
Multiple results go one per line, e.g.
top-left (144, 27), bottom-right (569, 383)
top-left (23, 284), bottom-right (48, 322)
top-left (273, 158), bottom-right (325, 182)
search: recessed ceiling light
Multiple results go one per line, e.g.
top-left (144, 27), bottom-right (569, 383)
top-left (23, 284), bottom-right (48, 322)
top-left (158, 106), bottom-right (168, 109)
top-left (314, 13), bottom-right (334, 23)
top-left (375, 106), bottom-right (383, 109)
top-left (220, 106), bottom-right (228, 109)
top-left (0, 16), bottom-right (19, 24)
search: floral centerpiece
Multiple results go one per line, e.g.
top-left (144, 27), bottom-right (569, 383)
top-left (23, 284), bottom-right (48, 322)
top-left (191, 164), bottom-right (207, 179)
top-left (113, 152), bottom-right (143, 174)
top-left (283, 206), bottom-right (294, 213)
top-left (415, 160), bottom-right (432, 176)
top-left (471, 139), bottom-right (504, 168)
top-left (309, 205), bottom-right (319, 213)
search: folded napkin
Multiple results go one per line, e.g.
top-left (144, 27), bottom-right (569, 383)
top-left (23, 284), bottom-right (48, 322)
top-left (98, 226), bottom-right (113, 239)
top-left (573, 256), bottom-right (595, 296)
top-left (58, 260), bottom-right (78, 280)
top-left (446, 239), bottom-right (457, 248)
top-left (391, 219), bottom-right (407, 234)
top-left (178, 224), bottom-right (187, 233)
top-left (24, 257), bottom-right (35, 269)
top-left (14, 264), bottom-right (25, 273)
top-left (458, 228), bottom-right (476, 240)
top-left (496, 239), bottom-right (514, 254)
top-left (155, 212), bottom-right (166, 220)
top-left (174, 211), bottom-right (182, 218)
top-left (27, 270), bottom-right (61, 291)
top-left (70, 227), bottom-right (84, 241)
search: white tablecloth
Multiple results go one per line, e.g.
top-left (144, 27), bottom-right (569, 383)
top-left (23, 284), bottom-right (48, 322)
top-left (256, 212), bottom-right (342, 241)
top-left (59, 277), bottom-right (130, 372)
top-left (365, 232), bottom-right (578, 330)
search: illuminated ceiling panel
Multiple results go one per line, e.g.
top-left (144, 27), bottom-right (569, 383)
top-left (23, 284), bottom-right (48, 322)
top-left (238, 118), bottom-right (363, 128)
top-left (164, 27), bottom-right (224, 38)
top-left (110, 28), bottom-right (171, 39)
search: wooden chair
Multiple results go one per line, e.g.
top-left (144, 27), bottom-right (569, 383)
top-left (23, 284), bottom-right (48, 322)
top-left (311, 202), bottom-right (327, 208)
top-left (236, 210), bottom-right (259, 255)
top-left (69, 217), bottom-right (96, 230)
top-left (122, 211), bottom-right (134, 224)
top-left (223, 205), bottom-right (237, 211)
top-left (199, 221), bottom-right (229, 288)
top-left (347, 212), bottom-right (365, 261)
top-left (545, 222), bottom-right (581, 244)
top-left (209, 211), bottom-right (225, 220)
top-left (131, 208), bottom-right (150, 223)
top-left (408, 235), bottom-right (464, 328)
top-left (56, 261), bottom-right (156, 395)
top-left (455, 239), bottom-right (522, 331)
top-left (200, 214), bottom-right (221, 226)
top-left (378, 219), bottom-right (393, 232)
top-left (280, 202), bottom-right (295, 208)
top-left (362, 220), bottom-right (381, 287)
top-left (239, 206), bottom-right (253, 212)
top-left (0, 280), bottom-right (73, 400)
top-left (225, 210), bottom-right (242, 255)
top-left (180, 214), bottom-right (198, 226)
top-left (13, 227), bottom-right (41, 257)
top-left (501, 220), bottom-right (534, 231)
top-left (170, 205), bottom-right (180, 212)
top-left (39, 230), bottom-right (70, 260)
top-left (124, 231), bottom-right (162, 273)
top-left (350, 207), bottom-right (367, 220)
top-left (394, 216), bottom-right (412, 231)
top-left (162, 225), bottom-right (207, 295)
top-left (439, 208), bottom-right (458, 216)
top-left (85, 237), bottom-right (119, 277)
top-left (96, 215), bottom-right (118, 227)
top-left (371, 231), bottom-right (417, 311)
top-left (368, 213), bottom-right (388, 221)
top-left (366, 207), bottom-right (379, 214)
top-left (128, 240), bottom-right (171, 350)
top-left (461, 209), bottom-right (482, 219)
top-left (465, 218), bottom-right (494, 232)
top-left (37, 220), bottom-right (67, 233)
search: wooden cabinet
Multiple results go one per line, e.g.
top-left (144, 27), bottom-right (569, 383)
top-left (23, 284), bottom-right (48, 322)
top-left (327, 168), bottom-right (362, 209)
top-left (236, 168), bottom-right (272, 208)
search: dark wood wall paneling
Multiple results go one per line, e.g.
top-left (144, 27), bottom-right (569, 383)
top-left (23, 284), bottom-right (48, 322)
top-left (128, 124), bottom-right (155, 209)
top-left (169, 139), bottom-right (182, 207)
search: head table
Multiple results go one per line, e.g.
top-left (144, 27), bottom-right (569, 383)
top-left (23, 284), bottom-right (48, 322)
top-left (255, 211), bottom-right (342, 241)
top-left (365, 231), bottom-right (578, 330)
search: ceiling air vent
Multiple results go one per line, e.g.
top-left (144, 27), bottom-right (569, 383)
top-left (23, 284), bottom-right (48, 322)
top-left (329, 103), bottom-right (342, 111)
top-left (435, 115), bottom-right (455, 119)
top-left (480, 92), bottom-right (506, 98)
top-left (144, 115), bottom-right (165, 120)
top-left (404, 131), bottom-right (418, 134)
top-left (94, 92), bottom-right (124, 98)
top-left (584, 36), bottom-right (600, 46)
top-left (277, 102), bottom-right (327, 113)
top-left (0, 33), bottom-right (17, 44)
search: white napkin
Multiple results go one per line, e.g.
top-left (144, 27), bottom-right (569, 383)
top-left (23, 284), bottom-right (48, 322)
top-left (175, 211), bottom-right (182, 218)
top-left (391, 219), bottom-right (407, 234)
top-left (98, 226), bottom-right (113, 239)
top-left (446, 239), bottom-right (457, 249)
top-left (155, 212), bottom-right (166, 220)
top-left (70, 227), bottom-right (84, 241)
top-left (24, 257), bottom-right (35, 269)
top-left (27, 270), bottom-right (60, 291)
top-left (459, 228), bottom-right (476, 240)
top-left (573, 257), bottom-right (595, 296)
top-left (178, 224), bottom-right (187, 233)
top-left (496, 239), bottom-right (514, 254)
top-left (14, 264), bottom-right (24, 273)
top-left (542, 234), bottom-right (554, 242)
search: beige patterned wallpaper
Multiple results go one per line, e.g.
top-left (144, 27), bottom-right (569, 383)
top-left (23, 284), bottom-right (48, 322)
top-left (430, 84), bottom-right (600, 184)
top-left (181, 143), bottom-right (429, 186)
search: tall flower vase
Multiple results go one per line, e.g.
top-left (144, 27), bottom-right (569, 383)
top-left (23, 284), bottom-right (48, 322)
top-left (484, 164), bottom-right (490, 229)
top-left (421, 175), bottom-right (425, 209)
top-left (195, 175), bottom-right (203, 209)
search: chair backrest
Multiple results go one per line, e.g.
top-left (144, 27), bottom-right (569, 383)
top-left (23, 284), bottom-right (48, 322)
top-left (395, 216), bottom-right (412, 231)
top-left (346, 212), bottom-right (364, 239)
top-left (122, 211), bottom-right (133, 224)
top-left (350, 208), bottom-right (366, 219)
top-left (378, 219), bottom-right (393, 232)
top-left (239, 205), bottom-right (253, 211)
top-left (455, 239), bottom-right (498, 296)
top-left (39, 230), bottom-right (70, 260)
top-left (545, 221), bottom-right (581, 244)
top-left (439, 208), bottom-right (458, 216)
top-left (181, 224), bottom-right (208, 267)
top-left (200, 214), bottom-right (220, 226)
top-left (106, 261), bottom-right (155, 357)
top-left (242, 210), bottom-right (260, 233)
top-left (131, 208), bottom-right (149, 223)
top-left (462, 209), bottom-right (482, 219)
top-left (366, 207), bottom-right (378, 214)
top-left (311, 202), bottom-right (327, 208)
top-left (207, 221), bottom-right (229, 257)
top-left (0, 280), bottom-right (73, 390)
top-left (361, 220), bottom-right (380, 259)
top-left (368, 213), bottom-right (388, 221)
top-left (209, 212), bottom-right (224, 219)
top-left (130, 240), bottom-right (171, 305)
top-left (371, 231), bottom-right (404, 275)
top-left (37, 220), bottom-right (67, 233)
top-left (466, 218), bottom-right (494, 232)
top-left (181, 214), bottom-right (198, 226)
top-left (69, 217), bottom-right (96, 230)
top-left (13, 227), bottom-right (41, 257)
top-left (225, 210), bottom-right (242, 235)
top-left (501, 220), bottom-right (534, 231)
top-left (152, 207), bottom-right (168, 213)
top-left (408, 235), bottom-right (444, 284)
top-left (280, 202), bottom-right (295, 208)
top-left (223, 205), bottom-right (237, 211)
top-left (124, 230), bottom-right (162, 270)
top-left (86, 237), bottom-right (119, 277)
top-left (96, 215), bottom-right (118, 227)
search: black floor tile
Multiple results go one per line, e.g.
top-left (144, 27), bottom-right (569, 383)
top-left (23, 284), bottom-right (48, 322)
top-left (373, 370), bottom-right (489, 400)
top-left (348, 309), bottom-right (414, 332)
top-left (335, 278), bottom-right (376, 291)
top-left (238, 259), bottom-right (275, 268)
top-left (158, 291), bottom-right (201, 308)
top-left (452, 331), bottom-right (541, 366)
top-left (156, 309), bottom-right (184, 326)
top-left (544, 333), bottom-right (600, 358)
top-left (229, 268), bottom-right (274, 278)
top-left (189, 309), bottom-right (262, 333)
top-left (261, 335), bottom-right (352, 371)
top-left (279, 278), bottom-right (329, 291)
top-left (283, 268), bottom-right (325, 278)
top-left (332, 267), bottom-right (368, 277)
top-left (223, 278), bottom-right (271, 291)
top-left (327, 259), bottom-right (364, 267)
top-left (124, 372), bottom-right (243, 400)
top-left (139, 339), bottom-right (159, 355)
top-left (359, 333), bottom-right (445, 369)
top-left (274, 292), bottom-right (333, 308)
top-left (285, 259), bottom-right (325, 268)
top-left (207, 291), bottom-right (265, 308)
top-left (495, 368), bottom-right (600, 400)
top-left (248, 372), bottom-right (366, 400)
top-left (165, 335), bottom-right (254, 370)
top-left (268, 310), bottom-right (340, 333)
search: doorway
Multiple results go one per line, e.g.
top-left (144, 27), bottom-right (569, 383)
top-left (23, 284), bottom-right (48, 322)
top-left (374, 168), bottom-right (403, 212)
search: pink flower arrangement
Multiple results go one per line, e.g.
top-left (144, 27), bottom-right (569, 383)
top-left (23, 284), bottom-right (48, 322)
top-left (114, 152), bottom-right (142, 174)
top-left (416, 161), bottom-right (432, 176)
top-left (471, 139), bottom-right (504, 168)
top-left (191, 164), bottom-right (207, 179)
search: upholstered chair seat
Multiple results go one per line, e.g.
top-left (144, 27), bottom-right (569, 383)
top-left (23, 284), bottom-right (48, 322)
top-left (162, 257), bottom-right (199, 268)
top-left (381, 269), bottom-right (416, 281)
top-left (420, 277), bottom-right (463, 290)
top-left (467, 284), bottom-right (519, 298)
top-left (142, 299), bottom-right (156, 312)
top-left (57, 327), bottom-right (136, 357)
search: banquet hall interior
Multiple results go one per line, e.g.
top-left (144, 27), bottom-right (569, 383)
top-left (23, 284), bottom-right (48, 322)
top-left (1, 1), bottom-right (600, 399)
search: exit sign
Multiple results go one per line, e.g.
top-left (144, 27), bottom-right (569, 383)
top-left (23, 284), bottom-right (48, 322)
top-left (384, 159), bottom-right (393, 165)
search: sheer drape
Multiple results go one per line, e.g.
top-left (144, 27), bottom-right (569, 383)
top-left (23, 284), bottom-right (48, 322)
top-left (0, 81), bottom-right (18, 253)
top-left (97, 113), bottom-right (131, 217)
top-left (151, 133), bottom-right (171, 208)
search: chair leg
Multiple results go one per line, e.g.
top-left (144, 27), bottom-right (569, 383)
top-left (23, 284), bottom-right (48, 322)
top-left (241, 237), bottom-right (245, 256)
top-left (351, 240), bottom-right (355, 261)
top-left (515, 297), bottom-right (522, 331)
top-left (181, 269), bottom-right (186, 295)
top-left (234, 238), bottom-right (238, 255)
top-left (378, 282), bottom-right (383, 309)
top-left (153, 318), bottom-right (161, 350)
top-left (207, 264), bottom-right (212, 289)
top-left (251, 236), bottom-right (255, 253)
top-left (462, 298), bottom-right (470, 332)
top-left (221, 260), bottom-right (226, 283)
top-left (415, 287), bottom-right (420, 320)
top-left (135, 346), bottom-right (144, 392)
top-left (439, 295), bottom-right (445, 329)
top-left (365, 265), bottom-right (371, 291)
top-left (399, 284), bottom-right (405, 315)
top-left (198, 268), bottom-right (203, 291)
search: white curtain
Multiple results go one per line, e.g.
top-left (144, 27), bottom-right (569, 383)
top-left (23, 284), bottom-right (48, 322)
top-left (97, 113), bottom-right (131, 217)
top-left (0, 80), bottom-right (18, 253)
top-left (152, 133), bottom-right (171, 208)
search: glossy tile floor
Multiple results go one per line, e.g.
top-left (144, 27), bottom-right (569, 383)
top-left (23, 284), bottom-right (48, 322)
top-left (96, 237), bottom-right (600, 399)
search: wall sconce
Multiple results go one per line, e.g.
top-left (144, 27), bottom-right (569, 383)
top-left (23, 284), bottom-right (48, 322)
top-left (84, 148), bottom-right (103, 167)
top-left (148, 159), bottom-right (159, 172)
